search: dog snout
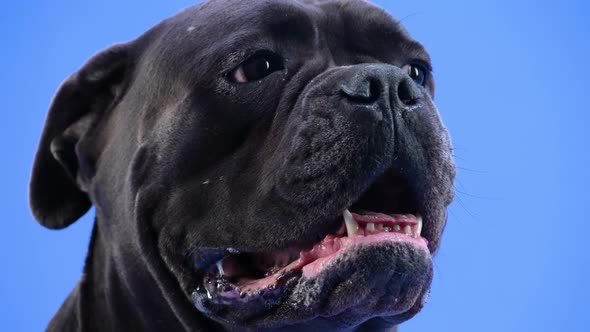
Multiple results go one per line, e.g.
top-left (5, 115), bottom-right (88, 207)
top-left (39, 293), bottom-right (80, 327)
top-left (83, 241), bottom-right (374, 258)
top-left (340, 64), bottom-right (422, 112)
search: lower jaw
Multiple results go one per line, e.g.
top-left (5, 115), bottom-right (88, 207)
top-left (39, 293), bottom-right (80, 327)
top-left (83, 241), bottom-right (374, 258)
top-left (191, 240), bottom-right (433, 329)
top-left (196, 231), bottom-right (429, 304)
top-left (302, 232), bottom-right (428, 278)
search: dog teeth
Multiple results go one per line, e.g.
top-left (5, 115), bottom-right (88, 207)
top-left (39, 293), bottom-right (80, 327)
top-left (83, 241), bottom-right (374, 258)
top-left (404, 225), bottom-right (412, 236)
top-left (216, 260), bottom-right (224, 276)
top-left (416, 215), bottom-right (423, 237)
top-left (343, 209), bottom-right (359, 236)
top-left (341, 211), bottom-right (423, 238)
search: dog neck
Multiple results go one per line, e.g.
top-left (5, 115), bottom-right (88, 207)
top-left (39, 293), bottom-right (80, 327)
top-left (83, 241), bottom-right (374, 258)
top-left (46, 220), bottom-right (217, 332)
top-left (47, 219), bottom-right (399, 332)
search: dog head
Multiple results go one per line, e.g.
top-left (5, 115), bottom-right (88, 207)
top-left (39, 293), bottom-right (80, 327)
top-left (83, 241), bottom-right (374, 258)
top-left (30, 0), bottom-right (455, 330)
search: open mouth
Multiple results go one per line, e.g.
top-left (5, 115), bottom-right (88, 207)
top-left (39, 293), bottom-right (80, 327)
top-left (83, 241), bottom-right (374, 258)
top-left (191, 166), bottom-right (435, 307)
top-left (200, 210), bottom-right (428, 303)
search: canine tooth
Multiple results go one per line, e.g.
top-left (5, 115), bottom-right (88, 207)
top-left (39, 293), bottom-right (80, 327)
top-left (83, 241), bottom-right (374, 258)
top-left (393, 225), bottom-right (401, 232)
top-left (404, 225), bottom-right (412, 236)
top-left (343, 209), bottom-right (359, 236)
top-left (416, 215), bottom-right (423, 236)
top-left (366, 223), bottom-right (375, 232)
top-left (384, 226), bottom-right (392, 232)
top-left (216, 260), bottom-right (224, 276)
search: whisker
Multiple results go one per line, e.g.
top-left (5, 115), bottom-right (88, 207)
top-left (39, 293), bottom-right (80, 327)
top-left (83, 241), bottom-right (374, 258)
top-left (455, 186), bottom-right (499, 201)
top-left (452, 195), bottom-right (478, 220)
top-left (398, 12), bottom-right (425, 24)
top-left (456, 166), bottom-right (487, 173)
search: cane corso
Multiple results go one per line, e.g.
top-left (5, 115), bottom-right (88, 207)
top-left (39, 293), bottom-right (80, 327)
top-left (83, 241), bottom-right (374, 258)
top-left (30, 0), bottom-right (455, 330)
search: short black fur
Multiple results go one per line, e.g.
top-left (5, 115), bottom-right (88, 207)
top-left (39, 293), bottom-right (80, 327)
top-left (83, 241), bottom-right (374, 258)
top-left (29, 0), bottom-right (455, 331)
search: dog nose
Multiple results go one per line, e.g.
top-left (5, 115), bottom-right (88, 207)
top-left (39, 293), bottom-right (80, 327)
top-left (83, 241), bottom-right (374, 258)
top-left (340, 64), bottom-right (422, 110)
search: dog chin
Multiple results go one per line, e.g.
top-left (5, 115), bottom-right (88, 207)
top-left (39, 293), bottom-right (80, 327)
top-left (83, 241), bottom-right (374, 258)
top-left (188, 232), bottom-right (432, 330)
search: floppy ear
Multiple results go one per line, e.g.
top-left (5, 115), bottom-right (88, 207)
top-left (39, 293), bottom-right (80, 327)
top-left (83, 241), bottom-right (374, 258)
top-left (30, 43), bottom-right (131, 229)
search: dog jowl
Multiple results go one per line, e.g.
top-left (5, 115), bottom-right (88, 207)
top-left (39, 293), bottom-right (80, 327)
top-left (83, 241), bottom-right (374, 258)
top-left (30, 0), bottom-right (455, 331)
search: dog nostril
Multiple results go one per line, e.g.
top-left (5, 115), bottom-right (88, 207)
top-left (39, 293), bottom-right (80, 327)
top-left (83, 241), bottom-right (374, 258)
top-left (397, 77), bottom-right (420, 106)
top-left (340, 78), bottom-right (380, 104)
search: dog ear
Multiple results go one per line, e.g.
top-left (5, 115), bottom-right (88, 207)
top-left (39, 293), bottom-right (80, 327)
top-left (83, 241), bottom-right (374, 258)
top-left (30, 43), bottom-right (131, 229)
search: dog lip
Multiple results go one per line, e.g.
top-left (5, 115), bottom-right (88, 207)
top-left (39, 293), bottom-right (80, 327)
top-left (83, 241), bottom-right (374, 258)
top-left (193, 210), bottom-right (429, 304)
top-left (301, 230), bottom-right (429, 278)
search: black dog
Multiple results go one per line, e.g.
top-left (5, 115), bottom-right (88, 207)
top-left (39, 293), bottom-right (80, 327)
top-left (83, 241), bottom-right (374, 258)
top-left (30, 0), bottom-right (455, 330)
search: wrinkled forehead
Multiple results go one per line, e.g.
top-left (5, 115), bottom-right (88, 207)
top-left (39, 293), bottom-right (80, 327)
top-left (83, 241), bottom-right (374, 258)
top-left (182, 0), bottom-right (323, 52)
top-left (143, 0), bottom-right (428, 83)
top-left (172, 0), bottom-right (421, 50)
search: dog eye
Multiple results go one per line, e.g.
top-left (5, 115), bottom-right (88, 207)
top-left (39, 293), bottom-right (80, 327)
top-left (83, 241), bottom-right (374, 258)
top-left (230, 52), bottom-right (284, 83)
top-left (403, 63), bottom-right (428, 85)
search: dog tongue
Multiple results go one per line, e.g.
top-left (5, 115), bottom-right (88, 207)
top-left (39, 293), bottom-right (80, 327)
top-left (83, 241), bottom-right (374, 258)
top-left (229, 236), bottom-right (343, 293)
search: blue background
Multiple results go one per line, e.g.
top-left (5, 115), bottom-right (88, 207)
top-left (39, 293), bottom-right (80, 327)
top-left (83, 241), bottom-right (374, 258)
top-left (1, 0), bottom-right (588, 331)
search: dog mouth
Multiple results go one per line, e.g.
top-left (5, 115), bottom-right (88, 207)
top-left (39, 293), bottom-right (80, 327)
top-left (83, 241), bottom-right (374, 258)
top-left (180, 148), bottom-right (448, 331)
top-left (200, 210), bottom-right (427, 302)
top-left (192, 167), bottom-right (432, 308)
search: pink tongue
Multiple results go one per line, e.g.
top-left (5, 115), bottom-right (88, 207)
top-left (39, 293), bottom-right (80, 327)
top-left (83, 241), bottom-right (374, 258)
top-left (235, 236), bottom-right (342, 292)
